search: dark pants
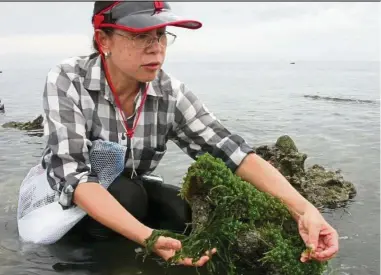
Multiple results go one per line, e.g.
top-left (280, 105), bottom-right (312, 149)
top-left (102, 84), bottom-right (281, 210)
top-left (69, 174), bottom-right (192, 240)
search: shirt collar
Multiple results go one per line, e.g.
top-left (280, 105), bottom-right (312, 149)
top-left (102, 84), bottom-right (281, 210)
top-left (147, 72), bottom-right (164, 97)
top-left (83, 54), bottom-right (115, 104)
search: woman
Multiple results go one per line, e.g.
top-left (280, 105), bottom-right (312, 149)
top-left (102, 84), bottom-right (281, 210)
top-left (23, 1), bottom-right (339, 267)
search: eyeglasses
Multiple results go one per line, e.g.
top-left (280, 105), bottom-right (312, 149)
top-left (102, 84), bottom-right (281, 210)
top-left (114, 31), bottom-right (177, 49)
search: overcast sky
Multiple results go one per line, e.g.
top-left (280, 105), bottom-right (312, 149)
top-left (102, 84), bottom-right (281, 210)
top-left (0, 2), bottom-right (379, 65)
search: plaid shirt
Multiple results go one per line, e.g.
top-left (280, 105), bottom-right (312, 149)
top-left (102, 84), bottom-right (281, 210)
top-left (41, 53), bottom-right (254, 208)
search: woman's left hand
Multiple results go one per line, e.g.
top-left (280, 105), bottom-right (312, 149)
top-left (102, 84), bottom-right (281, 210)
top-left (297, 205), bottom-right (339, 263)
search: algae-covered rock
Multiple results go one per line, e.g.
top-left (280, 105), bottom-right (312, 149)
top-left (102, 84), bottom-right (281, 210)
top-left (144, 153), bottom-right (328, 275)
top-left (2, 115), bottom-right (44, 136)
top-left (275, 135), bottom-right (298, 153)
top-left (254, 135), bottom-right (356, 208)
top-left (304, 164), bottom-right (357, 208)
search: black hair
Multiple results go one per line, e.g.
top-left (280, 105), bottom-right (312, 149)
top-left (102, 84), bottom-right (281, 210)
top-left (92, 28), bottom-right (114, 53)
top-left (92, 1), bottom-right (117, 53)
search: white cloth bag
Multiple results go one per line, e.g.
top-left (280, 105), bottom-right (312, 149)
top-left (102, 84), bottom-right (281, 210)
top-left (17, 140), bottom-right (128, 245)
top-left (17, 164), bottom-right (87, 244)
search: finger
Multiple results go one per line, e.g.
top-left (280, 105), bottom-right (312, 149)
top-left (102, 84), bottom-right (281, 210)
top-left (177, 249), bottom-right (216, 267)
top-left (298, 219), bottom-right (311, 245)
top-left (155, 237), bottom-right (181, 251)
top-left (315, 245), bottom-right (339, 259)
top-left (324, 232), bottom-right (339, 248)
top-left (307, 222), bottom-right (322, 251)
top-left (179, 256), bottom-right (210, 267)
top-left (313, 252), bottom-right (337, 262)
top-left (178, 258), bottom-right (195, 266)
top-left (320, 227), bottom-right (334, 235)
top-left (300, 250), bottom-right (310, 262)
top-left (317, 242), bottom-right (325, 249)
top-left (205, 248), bottom-right (217, 256)
top-left (300, 254), bottom-right (310, 263)
top-left (195, 255), bottom-right (210, 266)
top-left (301, 244), bottom-right (318, 263)
top-left (303, 251), bottom-right (336, 263)
top-left (319, 235), bottom-right (339, 258)
top-left (316, 247), bottom-right (324, 253)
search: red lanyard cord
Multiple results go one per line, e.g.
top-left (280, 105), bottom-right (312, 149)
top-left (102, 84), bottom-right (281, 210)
top-left (95, 28), bottom-right (149, 178)
top-left (114, 82), bottom-right (149, 139)
top-left (100, 53), bottom-right (149, 139)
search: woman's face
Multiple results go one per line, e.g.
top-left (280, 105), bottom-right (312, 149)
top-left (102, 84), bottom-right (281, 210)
top-left (97, 27), bottom-right (170, 82)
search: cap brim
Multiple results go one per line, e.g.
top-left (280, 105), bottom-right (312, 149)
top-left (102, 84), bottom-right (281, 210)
top-left (111, 10), bottom-right (202, 32)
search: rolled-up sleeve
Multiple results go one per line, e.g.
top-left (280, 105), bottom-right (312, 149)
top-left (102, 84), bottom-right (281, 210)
top-left (171, 83), bottom-right (254, 172)
top-left (43, 65), bottom-right (98, 209)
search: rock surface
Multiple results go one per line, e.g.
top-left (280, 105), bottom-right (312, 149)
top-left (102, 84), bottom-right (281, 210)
top-left (2, 115), bottom-right (44, 136)
top-left (254, 135), bottom-right (357, 208)
top-left (2, 115), bottom-right (43, 130)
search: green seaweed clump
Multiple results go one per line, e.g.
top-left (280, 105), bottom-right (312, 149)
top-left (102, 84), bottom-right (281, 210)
top-left (144, 153), bottom-right (327, 275)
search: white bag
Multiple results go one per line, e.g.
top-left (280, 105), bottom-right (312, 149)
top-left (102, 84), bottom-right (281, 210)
top-left (17, 164), bottom-right (87, 244)
top-left (17, 140), bottom-right (128, 245)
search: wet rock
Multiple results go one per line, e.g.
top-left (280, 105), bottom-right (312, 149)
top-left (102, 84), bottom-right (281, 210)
top-left (189, 195), bottom-right (211, 228)
top-left (304, 164), bottom-right (357, 208)
top-left (275, 135), bottom-right (298, 153)
top-left (235, 230), bottom-right (266, 270)
top-left (254, 135), bottom-right (357, 208)
top-left (2, 115), bottom-right (43, 131)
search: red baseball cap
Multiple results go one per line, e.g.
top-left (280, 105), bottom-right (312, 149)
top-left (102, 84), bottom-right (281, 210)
top-left (92, 1), bottom-right (202, 33)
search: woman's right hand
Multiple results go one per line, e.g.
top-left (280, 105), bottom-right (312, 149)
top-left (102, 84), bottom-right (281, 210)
top-left (153, 236), bottom-right (216, 267)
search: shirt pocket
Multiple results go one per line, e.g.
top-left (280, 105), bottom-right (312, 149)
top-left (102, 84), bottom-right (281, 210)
top-left (144, 146), bottom-right (166, 162)
top-left (130, 145), bottom-right (167, 173)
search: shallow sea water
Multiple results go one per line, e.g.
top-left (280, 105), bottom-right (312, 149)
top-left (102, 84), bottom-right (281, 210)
top-left (0, 61), bottom-right (379, 274)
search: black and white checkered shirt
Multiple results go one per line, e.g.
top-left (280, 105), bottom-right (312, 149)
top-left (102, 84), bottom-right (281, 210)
top-left (41, 53), bottom-right (254, 208)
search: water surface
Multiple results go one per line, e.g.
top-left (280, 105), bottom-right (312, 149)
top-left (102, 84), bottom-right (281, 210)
top-left (0, 60), bottom-right (379, 275)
